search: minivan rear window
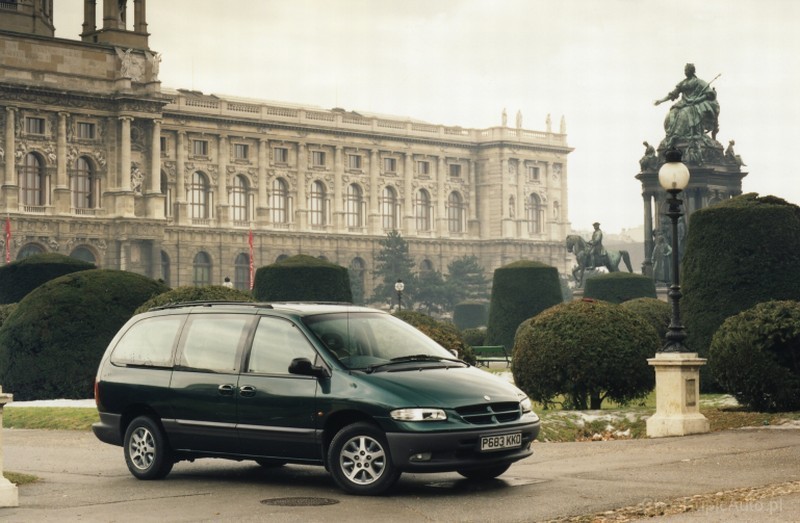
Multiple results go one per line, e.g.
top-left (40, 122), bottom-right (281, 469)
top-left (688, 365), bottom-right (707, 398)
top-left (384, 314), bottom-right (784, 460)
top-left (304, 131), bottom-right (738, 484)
top-left (111, 316), bottom-right (184, 367)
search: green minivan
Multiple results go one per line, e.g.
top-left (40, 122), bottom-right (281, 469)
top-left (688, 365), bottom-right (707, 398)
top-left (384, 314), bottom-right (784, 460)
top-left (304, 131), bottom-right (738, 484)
top-left (93, 302), bottom-right (540, 495)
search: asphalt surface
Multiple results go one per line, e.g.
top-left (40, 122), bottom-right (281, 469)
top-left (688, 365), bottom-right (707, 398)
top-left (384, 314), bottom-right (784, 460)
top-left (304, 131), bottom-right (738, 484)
top-left (3, 426), bottom-right (800, 522)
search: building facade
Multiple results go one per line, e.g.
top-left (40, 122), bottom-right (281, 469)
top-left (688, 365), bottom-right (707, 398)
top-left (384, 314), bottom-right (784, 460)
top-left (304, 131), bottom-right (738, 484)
top-left (0, 0), bottom-right (572, 297)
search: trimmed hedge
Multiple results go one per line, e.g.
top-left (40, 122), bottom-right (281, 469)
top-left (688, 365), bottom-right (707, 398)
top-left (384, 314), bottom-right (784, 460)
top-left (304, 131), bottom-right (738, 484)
top-left (0, 252), bottom-right (95, 304)
top-left (485, 261), bottom-right (562, 350)
top-left (461, 327), bottom-right (487, 348)
top-left (620, 297), bottom-right (671, 342)
top-left (709, 300), bottom-right (800, 412)
top-left (0, 304), bottom-right (17, 329)
top-left (135, 285), bottom-right (254, 314)
top-left (681, 194), bottom-right (800, 389)
top-left (0, 270), bottom-right (168, 400)
top-left (583, 273), bottom-right (657, 304)
top-left (394, 310), bottom-right (475, 365)
top-left (253, 254), bottom-right (352, 302)
top-left (452, 300), bottom-right (488, 330)
top-left (512, 300), bottom-right (658, 410)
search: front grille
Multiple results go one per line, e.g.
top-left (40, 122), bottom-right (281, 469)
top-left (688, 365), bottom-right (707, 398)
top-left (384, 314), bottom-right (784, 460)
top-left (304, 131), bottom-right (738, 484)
top-left (455, 401), bottom-right (520, 425)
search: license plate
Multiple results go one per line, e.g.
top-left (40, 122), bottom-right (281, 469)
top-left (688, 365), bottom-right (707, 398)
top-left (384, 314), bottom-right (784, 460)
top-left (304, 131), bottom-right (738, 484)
top-left (480, 432), bottom-right (522, 452)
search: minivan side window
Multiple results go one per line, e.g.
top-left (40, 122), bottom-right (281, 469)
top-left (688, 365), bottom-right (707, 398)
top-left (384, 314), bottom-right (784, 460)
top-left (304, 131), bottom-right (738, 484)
top-left (247, 317), bottom-right (317, 374)
top-left (179, 315), bottom-right (251, 372)
top-left (110, 316), bottom-right (184, 367)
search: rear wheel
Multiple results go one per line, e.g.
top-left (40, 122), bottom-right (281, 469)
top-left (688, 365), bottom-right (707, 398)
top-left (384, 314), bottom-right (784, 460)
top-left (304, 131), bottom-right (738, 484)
top-left (457, 463), bottom-right (511, 480)
top-left (327, 422), bottom-right (400, 495)
top-left (123, 416), bottom-right (174, 480)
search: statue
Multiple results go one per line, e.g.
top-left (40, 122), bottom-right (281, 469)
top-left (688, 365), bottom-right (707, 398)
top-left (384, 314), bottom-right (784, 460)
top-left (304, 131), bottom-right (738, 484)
top-left (654, 63), bottom-right (720, 147)
top-left (145, 51), bottom-right (161, 81)
top-left (587, 222), bottom-right (606, 268)
top-left (639, 141), bottom-right (657, 171)
top-left (651, 233), bottom-right (672, 285)
top-left (130, 163), bottom-right (144, 194)
top-left (116, 48), bottom-right (143, 81)
top-left (566, 232), bottom-right (633, 288)
top-left (501, 108), bottom-right (508, 127)
top-left (516, 110), bottom-right (522, 129)
top-left (725, 140), bottom-right (746, 167)
top-left (546, 114), bottom-right (552, 133)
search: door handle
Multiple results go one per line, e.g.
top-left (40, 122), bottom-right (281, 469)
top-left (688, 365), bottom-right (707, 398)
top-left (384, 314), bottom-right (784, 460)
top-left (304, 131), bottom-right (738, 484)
top-left (218, 384), bottom-right (236, 395)
top-left (239, 385), bottom-right (256, 397)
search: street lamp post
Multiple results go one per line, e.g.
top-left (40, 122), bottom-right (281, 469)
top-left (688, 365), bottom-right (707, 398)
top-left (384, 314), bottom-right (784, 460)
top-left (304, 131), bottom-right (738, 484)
top-left (646, 146), bottom-right (709, 438)
top-left (657, 147), bottom-right (691, 353)
top-left (394, 279), bottom-right (405, 312)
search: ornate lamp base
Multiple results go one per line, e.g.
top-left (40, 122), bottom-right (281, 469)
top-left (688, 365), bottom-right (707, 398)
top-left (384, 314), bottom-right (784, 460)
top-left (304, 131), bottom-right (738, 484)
top-left (646, 352), bottom-right (710, 438)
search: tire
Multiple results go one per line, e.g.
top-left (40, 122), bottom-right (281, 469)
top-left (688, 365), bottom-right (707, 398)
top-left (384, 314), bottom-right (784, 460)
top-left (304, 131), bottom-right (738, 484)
top-left (123, 416), bottom-right (174, 480)
top-left (457, 463), bottom-right (511, 480)
top-left (327, 422), bottom-right (400, 495)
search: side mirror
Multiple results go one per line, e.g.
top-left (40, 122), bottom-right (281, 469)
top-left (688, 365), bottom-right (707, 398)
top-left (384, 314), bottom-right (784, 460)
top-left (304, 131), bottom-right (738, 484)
top-left (289, 357), bottom-right (329, 379)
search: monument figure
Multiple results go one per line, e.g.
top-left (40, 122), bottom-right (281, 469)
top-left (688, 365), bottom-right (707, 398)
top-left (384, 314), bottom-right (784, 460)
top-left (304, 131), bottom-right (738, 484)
top-left (639, 141), bottom-right (657, 171)
top-left (566, 223), bottom-right (633, 287)
top-left (654, 63), bottom-right (720, 147)
top-left (651, 233), bottom-right (672, 285)
top-left (725, 139), bottom-right (746, 167)
top-left (587, 222), bottom-right (606, 268)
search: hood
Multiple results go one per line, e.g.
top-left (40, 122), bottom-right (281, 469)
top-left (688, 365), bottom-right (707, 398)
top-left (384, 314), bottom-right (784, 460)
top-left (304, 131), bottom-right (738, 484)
top-left (356, 366), bottom-right (522, 408)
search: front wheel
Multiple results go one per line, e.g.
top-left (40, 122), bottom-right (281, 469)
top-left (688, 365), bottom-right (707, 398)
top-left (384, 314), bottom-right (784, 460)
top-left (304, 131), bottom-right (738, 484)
top-left (123, 416), bottom-right (174, 480)
top-left (457, 463), bottom-right (511, 480)
top-left (327, 422), bottom-right (400, 495)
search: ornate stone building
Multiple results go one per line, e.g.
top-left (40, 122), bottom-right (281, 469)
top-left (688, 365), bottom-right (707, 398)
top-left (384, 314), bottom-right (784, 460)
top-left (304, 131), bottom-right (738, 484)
top-left (0, 0), bottom-right (572, 296)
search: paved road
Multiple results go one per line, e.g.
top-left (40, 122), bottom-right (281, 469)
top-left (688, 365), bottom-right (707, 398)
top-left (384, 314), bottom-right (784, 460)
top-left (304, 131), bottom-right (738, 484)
top-left (3, 427), bottom-right (800, 522)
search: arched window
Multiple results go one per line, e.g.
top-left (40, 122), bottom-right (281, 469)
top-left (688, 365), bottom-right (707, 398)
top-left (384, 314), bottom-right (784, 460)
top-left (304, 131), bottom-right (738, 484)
top-left (381, 186), bottom-right (398, 230)
top-left (19, 153), bottom-right (46, 206)
top-left (345, 183), bottom-right (364, 228)
top-left (231, 175), bottom-right (249, 223)
top-left (447, 191), bottom-right (464, 233)
top-left (415, 189), bottom-right (432, 231)
top-left (71, 156), bottom-right (98, 209)
top-left (310, 180), bottom-right (327, 226)
top-left (70, 246), bottom-right (96, 264)
top-left (234, 252), bottom-right (250, 290)
top-left (419, 259), bottom-right (434, 273)
top-left (271, 178), bottom-right (289, 224)
top-left (16, 243), bottom-right (44, 260)
top-left (192, 251), bottom-right (212, 286)
top-left (190, 172), bottom-right (210, 219)
top-left (161, 250), bottom-right (171, 286)
top-left (526, 193), bottom-right (543, 234)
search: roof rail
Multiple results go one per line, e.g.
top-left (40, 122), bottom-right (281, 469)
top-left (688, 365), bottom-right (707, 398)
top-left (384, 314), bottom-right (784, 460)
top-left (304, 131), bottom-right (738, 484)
top-left (149, 301), bottom-right (273, 311)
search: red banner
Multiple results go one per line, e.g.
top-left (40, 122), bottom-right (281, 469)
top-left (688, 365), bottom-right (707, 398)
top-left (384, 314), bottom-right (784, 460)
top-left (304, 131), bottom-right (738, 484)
top-left (248, 229), bottom-right (254, 290)
top-left (4, 216), bottom-right (10, 264)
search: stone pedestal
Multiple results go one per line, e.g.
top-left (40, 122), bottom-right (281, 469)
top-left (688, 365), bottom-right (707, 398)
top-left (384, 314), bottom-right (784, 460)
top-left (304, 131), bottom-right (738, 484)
top-left (0, 386), bottom-right (19, 507)
top-left (646, 352), bottom-right (710, 438)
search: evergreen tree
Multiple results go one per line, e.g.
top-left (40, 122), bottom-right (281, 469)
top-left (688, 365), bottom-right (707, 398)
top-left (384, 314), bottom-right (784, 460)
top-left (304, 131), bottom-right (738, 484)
top-left (413, 270), bottom-right (453, 314)
top-left (446, 255), bottom-right (489, 305)
top-left (371, 230), bottom-right (416, 306)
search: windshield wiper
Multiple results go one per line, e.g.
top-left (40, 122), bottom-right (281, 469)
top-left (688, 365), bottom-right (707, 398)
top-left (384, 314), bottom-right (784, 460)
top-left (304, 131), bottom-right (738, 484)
top-left (365, 355), bottom-right (464, 373)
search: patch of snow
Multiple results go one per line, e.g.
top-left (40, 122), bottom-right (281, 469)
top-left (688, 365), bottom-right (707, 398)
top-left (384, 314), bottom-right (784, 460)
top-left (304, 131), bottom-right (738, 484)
top-left (7, 399), bottom-right (96, 408)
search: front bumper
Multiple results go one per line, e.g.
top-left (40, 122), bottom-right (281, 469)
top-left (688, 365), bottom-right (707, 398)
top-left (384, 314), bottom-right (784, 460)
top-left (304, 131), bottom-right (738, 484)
top-left (386, 419), bottom-right (540, 473)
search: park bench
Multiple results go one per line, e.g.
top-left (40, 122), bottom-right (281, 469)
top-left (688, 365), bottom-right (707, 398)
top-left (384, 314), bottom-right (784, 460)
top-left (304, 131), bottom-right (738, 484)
top-left (472, 345), bottom-right (511, 367)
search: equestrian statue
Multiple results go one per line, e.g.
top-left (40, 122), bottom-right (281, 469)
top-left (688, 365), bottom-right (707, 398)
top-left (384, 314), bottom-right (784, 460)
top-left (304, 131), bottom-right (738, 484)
top-left (566, 224), bottom-right (633, 287)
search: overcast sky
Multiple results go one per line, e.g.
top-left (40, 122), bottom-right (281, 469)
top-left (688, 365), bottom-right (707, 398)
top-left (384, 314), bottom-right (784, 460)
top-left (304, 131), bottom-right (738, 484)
top-left (55, 0), bottom-right (800, 235)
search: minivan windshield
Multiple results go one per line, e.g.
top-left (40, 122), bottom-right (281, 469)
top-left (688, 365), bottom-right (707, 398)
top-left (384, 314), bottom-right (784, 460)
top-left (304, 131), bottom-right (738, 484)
top-left (302, 312), bottom-right (462, 371)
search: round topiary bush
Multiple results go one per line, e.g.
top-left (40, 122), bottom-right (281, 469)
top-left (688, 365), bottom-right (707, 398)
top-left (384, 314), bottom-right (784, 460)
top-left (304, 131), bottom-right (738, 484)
top-left (135, 285), bottom-right (254, 314)
top-left (583, 273), bottom-right (657, 304)
top-left (512, 299), bottom-right (659, 410)
top-left (682, 194), bottom-right (800, 366)
top-left (621, 297), bottom-right (671, 342)
top-left (0, 269), bottom-right (168, 400)
top-left (485, 260), bottom-right (562, 350)
top-left (709, 300), bottom-right (800, 412)
top-left (0, 252), bottom-right (95, 304)
top-left (253, 254), bottom-right (352, 302)
top-left (452, 300), bottom-right (488, 330)
top-left (394, 310), bottom-right (475, 365)
top-left (0, 303), bottom-right (17, 329)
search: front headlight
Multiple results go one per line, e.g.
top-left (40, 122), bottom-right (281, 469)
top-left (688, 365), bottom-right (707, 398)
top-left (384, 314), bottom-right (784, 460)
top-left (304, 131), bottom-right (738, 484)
top-left (520, 397), bottom-right (533, 414)
top-left (390, 408), bottom-right (447, 421)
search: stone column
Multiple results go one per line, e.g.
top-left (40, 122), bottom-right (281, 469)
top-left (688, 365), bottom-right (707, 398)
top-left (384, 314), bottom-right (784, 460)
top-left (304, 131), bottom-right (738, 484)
top-left (333, 146), bottom-right (344, 231)
top-left (257, 139), bottom-right (269, 224)
top-left (436, 156), bottom-right (447, 235)
top-left (119, 116), bottom-right (132, 191)
top-left (134, 0), bottom-right (147, 33)
top-left (217, 134), bottom-right (229, 226)
top-left (642, 191), bottom-right (654, 277)
top-left (0, 387), bottom-right (18, 507)
top-left (53, 112), bottom-right (70, 212)
top-left (369, 149), bottom-right (379, 234)
top-left (82, 0), bottom-right (97, 35)
top-left (403, 152), bottom-right (414, 233)
top-left (3, 107), bottom-right (15, 186)
top-left (145, 119), bottom-right (165, 219)
top-left (515, 162), bottom-right (524, 238)
top-left (296, 143), bottom-right (307, 229)
top-left (174, 130), bottom-right (187, 223)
